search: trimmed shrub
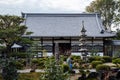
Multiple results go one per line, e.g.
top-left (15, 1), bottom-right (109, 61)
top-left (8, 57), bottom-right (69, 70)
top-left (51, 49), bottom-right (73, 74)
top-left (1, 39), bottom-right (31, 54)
top-left (31, 58), bottom-right (39, 64)
top-left (91, 61), bottom-right (103, 68)
top-left (15, 61), bottom-right (24, 69)
top-left (62, 64), bottom-right (70, 73)
top-left (96, 65), bottom-right (110, 71)
top-left (11, 52), bottom-right (29, 58)
top-left (88, 56), bottom-right (102, 63)
top-left (19, 59), bottom-right (26, 66)
top-left (71, 55), bottom-right (81, 63)
top-left (70, 55), bottom-right (83, 67)
top-left (112, 57), bottom-right (117, 60)
top-left (102, 56), bottom-right (112, 63)
top-left (112, 58), bottom-right (120, 64)
top-left (71, 55), bottom-right (81, 60)
top-left (72, 63), bottom-right (79, 69)
top-left (63, 56), bottom-right (68, 61)
top-left (37, 59), bottom-right (46, 69)
top-left (31, 58), bottom-right (47, 69)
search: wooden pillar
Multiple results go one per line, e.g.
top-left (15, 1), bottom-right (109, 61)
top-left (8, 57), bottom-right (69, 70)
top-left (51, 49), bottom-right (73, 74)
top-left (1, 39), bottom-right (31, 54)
top-left (52, 37), bottom-right (55, 55)
top-left (92, 37), bottom-right (94, 50)
top-left (70, 37), bottom-right (72, 55)
top-left (110, 45), bottom-right (113, 57)
top-left (112, 45), bottom-right (115, 57)
top-left (103, 38), bottom-right (105, 56)
top-left (41, 37), bottom-right (43, 57)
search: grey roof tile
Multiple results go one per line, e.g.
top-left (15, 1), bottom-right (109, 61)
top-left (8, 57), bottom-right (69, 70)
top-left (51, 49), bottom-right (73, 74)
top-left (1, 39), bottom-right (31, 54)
top-left (22, 13), bottom-right (116, 37)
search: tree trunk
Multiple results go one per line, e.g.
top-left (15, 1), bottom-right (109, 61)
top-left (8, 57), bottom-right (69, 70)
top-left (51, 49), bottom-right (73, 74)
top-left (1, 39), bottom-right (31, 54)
top-left (6, 45), bottom-right (12, 58)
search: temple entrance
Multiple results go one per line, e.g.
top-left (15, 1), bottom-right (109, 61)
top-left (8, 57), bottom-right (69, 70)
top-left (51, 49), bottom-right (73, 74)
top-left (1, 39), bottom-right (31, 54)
top-left (58, 43), bottom-right (71, 56)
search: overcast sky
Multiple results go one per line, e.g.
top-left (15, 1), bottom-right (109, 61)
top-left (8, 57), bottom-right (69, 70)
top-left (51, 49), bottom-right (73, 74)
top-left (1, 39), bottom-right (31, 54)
top-left (0, 0), bottom-right (94, 16)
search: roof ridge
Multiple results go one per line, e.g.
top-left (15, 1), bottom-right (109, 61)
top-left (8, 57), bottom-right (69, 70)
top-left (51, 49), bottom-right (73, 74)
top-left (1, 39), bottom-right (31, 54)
top-left (22, 12), bottom-right (100, 15)
top-left (22, 13), bottom-right (100, 17)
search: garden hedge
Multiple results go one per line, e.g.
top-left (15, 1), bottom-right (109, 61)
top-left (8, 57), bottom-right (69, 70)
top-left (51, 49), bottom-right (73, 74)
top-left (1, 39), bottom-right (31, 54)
top-left (96, 65), bottom-right (110, 71)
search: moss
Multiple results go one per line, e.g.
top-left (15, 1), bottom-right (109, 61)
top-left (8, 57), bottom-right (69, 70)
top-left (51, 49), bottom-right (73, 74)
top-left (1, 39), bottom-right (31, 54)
top-left (0, 73), bottom-right (42, 80)
top-left (86, 78), bottom-right (98, 80)
top-left (18, 72), bottom-right (42, 80)
top-left (0, 75), bottom-right (3, 80)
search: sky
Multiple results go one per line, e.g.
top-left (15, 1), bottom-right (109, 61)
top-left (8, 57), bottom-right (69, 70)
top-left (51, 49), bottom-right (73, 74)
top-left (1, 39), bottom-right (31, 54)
top-left (0, 0), bottom-right (94, 16)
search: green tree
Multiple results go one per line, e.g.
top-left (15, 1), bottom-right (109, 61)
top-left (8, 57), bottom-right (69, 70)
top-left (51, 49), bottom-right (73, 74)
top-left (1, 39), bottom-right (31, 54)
top-left (2, 58), bottom-right (18, 80)
top-left (39, 57), bottom-right (70, 80)
top-left (113, 50), bottom-right (120, 57)
top-left (116, 29), bottom-right (120, 39)
top-left (0, 15), bottom-right (32, 56)
top-left (86, 0), bottom-right (120, 30)
top-left (0, 15), bottom-right (32, 80)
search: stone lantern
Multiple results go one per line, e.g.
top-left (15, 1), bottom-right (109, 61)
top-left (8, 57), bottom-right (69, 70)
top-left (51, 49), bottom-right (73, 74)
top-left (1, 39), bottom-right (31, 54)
top-left (79, 21), bottom-right (88, 60)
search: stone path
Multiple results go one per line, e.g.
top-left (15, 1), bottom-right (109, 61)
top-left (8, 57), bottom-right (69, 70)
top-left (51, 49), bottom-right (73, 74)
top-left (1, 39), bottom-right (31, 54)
top-left (17, 69), bottom-right (80, 73)
top-left (17, 69), bottom-right (45, 73)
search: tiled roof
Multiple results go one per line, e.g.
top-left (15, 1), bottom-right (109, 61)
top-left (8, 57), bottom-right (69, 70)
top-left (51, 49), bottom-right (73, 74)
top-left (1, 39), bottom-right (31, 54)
top-left (22, 13), bottom-right (116, 38)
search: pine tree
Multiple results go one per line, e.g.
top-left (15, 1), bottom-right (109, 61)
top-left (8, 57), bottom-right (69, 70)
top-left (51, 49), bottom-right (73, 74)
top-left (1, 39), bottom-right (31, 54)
top-left (39, 57), bottom-right (70, 80)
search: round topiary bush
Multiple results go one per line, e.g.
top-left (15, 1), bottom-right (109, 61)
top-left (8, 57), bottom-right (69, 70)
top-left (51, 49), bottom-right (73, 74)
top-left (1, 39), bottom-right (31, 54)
top-left (88, 56), bottom-right (102, 63)
top-left (31, 58), bottom-right (47, 69)
top-left (71, 55), bottom-right (81, 59)
top-left (102, 56), bottom-right (112, 63)
top-left (96, 65), bottom-right (110, 71)
top-left (91, 61), bottom-right (103, 68)
top-left (31, 58), bottom-right (39, 64)
top-left (112, 58), bottom-right (120, 64)
top-left (71, 55), bottom-right (81, 63)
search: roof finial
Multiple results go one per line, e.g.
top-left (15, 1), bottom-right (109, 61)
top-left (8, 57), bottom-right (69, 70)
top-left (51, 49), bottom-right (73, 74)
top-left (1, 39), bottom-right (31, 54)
top-left (81, 20), bottom-right (86, 32)
top-left (82, 20), bottom-right (84, 27)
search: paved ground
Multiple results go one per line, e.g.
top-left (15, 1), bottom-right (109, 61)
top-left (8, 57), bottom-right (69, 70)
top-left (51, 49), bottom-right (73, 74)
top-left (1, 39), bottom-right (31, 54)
top-left (17, 69), bottom-right (81, 80)
top-left (70, 74), bottom-right (80, 80)
top-left (17, 69), bottom-right (45, 73)
top-left (17, 69), bottom-right (80, 73)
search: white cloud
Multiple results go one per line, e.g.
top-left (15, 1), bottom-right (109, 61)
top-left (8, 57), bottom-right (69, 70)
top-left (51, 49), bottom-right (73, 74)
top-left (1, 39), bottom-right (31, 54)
top-left (38, 0), bottom-right (94, 12)
top-left (0, 0), bottom-right (94, 15)
top-left (0, 0), bottom-right (24, 4)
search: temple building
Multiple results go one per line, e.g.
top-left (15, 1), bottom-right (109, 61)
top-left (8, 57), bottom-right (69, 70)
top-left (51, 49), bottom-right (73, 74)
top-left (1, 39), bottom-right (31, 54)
top-left (22, 13), bottom-right (116, 56)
